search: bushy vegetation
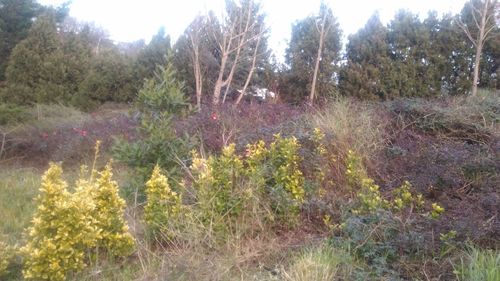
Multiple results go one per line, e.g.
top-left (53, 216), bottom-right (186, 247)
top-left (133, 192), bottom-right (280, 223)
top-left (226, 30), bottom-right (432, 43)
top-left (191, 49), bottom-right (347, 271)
top-left (0, 0), bottom-right (498, 280)
top-left (113, 61), bottom-right (194, 189)
top-left (20, 144), bottom-right (134, 281)
top-left (1, 93), bottom-right (499, 280)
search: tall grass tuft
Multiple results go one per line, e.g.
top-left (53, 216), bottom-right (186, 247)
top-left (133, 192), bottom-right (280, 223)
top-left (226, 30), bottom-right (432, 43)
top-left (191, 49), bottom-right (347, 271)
top-left (310, 97), bottom-right (387, 160)
top-left (454, 245), bottom-right (500, 281)
top-left (282, 243), bottom-right (355, 281)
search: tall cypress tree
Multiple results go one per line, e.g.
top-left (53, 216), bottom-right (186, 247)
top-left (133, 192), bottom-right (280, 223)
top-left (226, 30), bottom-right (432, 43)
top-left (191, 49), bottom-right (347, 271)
top-left (0, 0), bottom-right (41, 81)
top-left (135, 27), bottom-right (171, 82)
top-left (2, 14), bottom-right (67, 104)
top-left (284, 3), bottom-right (342, 103)
top-left (339, 13), bottom-right (392, 99)
top-left (386, 10), bottom-right (433, 97)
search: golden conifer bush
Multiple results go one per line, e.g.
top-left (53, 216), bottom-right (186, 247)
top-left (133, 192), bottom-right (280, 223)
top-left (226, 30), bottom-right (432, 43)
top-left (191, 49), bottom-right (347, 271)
top-left (21, 149), bottom-right (135, 280)
top-left (21, 163), bottom-right (100, 281)
top-left (88, 163), bottom-right (135, 257)
top-left (144, 164), bottom-right (182, 237)
top-left (0, 240), bottom-right (15, 277)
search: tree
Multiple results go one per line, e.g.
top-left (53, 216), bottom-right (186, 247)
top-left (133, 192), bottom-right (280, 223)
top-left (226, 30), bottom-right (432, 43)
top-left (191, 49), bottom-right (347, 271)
top-left (187, 16), bottom-right (206, 110)
top-left (0, 0), bottom-right (41, 80)
top-left (457, 0), bottom-right (499, 96)
top-left (2, 14), bottom-right (67, 104)
top-left (386, 10), bottom-right (432, 97)
top-left (210, 0), bottom-right (266, 105)
top-left (173, 14), bottom-right (219, 108)
top-left (309, 2), bottom-right (339, 104)
top-left (339, 12), bottom-right (392, 99)
top-left (135, 27), bottom-right (171, 82)
top-left (285, 3), bottom-right (342, 103)
top-left (75, 48), bottom-right (136, 109)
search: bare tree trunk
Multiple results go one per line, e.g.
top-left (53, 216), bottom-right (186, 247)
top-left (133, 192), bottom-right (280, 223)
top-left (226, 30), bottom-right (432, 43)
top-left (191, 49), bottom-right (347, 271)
top-left (457, 0), bottom-right (496, 96)
top-left (222, 40), bottom-right (244, 103)
top-left (190, 33), bottom-right (203, 111)
top-left (235, 31), bottom-right (262, 105)
top-left (212, 1), bottom-right (254, 106)
top-left (213, 51), bottom-right (229, 105)
top-left (309, 12), bottom-right (327, 105)
top-left (472, 41), bottom-right (482, 96)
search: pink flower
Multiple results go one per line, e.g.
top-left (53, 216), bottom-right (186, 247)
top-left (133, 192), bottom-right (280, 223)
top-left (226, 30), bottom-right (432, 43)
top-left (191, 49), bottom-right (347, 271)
top-left (41, 132), bottom-right (48, 139)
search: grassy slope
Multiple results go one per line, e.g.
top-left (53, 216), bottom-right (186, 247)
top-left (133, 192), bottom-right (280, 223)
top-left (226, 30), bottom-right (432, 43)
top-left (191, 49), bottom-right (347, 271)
top-left (1, 92), bottom-right (499, 280)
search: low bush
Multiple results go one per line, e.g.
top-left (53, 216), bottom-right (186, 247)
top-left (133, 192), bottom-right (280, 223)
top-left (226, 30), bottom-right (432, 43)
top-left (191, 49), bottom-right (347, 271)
top-left (0, 103), bottom-right (30, 126)
top-left (0, 239), bottom-right (15, 277)
top-left (330, 150), bottom-right (445, 278)
top-left (144, 164), bottom-right (183, 239)
top-left (22, 144), bottom-right (134, 280)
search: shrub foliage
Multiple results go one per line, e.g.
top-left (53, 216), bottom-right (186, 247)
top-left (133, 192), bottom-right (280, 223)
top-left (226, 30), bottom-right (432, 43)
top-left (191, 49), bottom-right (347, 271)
top-left (22, 158), bottom-right (134, 280)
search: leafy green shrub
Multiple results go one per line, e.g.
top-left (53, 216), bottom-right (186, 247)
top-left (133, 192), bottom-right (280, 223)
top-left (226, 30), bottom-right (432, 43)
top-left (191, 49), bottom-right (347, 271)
top-left (332, 150), bottom-right (447, 277)
top-left (0, 103), bottom-right (30, 125)
top-left (188, 134), bottom-right (306, 238)
top-left (196, 144), bottom-right (245, 217)
top-left (113, 60), bottom-right (194, 191)
top-left (454, 245), bottom-right (500, 281)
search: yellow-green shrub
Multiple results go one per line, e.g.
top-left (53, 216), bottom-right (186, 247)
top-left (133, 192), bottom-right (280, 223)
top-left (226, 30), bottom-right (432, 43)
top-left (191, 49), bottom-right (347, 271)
top-left (191, 144), bottom-right (246, 220)
top-left (346, 150), bottom-right (443, 218)
top-left (345, 149), bottom-right (365, 190)
top-left (189, 135), bottom-right (306, 231)
top-left (392, 180), bottom-right (424, 210)
top-left (22, 164), bottom-right (100, 281)
top-left (269, 135), bottom-right (304, 201)
top-left (22, 159), bottom-right (135, 280)
top-left (308, 128), bottom-right (329, 195)
top-left (88, 163), bottom-right (135, 257)
top-left (245, 140), bottom-right (268, 189)
top-left (0, 240), bottom-right (15, 277)
top-left (268, 134), bottom-right (305, 223)
top-left (144, 164), bottom-right (182, 237)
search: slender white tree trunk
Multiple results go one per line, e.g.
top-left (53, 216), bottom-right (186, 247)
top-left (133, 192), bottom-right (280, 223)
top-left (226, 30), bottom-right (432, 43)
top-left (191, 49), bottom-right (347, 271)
top-left (309, 12), bottom-right (327, 105)
top-left (235, 31), bottom-right (262, 105)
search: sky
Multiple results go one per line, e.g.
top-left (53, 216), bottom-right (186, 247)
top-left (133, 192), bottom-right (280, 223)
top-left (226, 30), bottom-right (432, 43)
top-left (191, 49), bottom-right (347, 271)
top-left (39, 0), bottom-right (467, 59)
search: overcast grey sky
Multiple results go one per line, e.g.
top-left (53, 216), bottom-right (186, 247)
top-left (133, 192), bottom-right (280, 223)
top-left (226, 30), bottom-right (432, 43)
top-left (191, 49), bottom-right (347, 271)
top-left (39, 0), bottom-right (467, 59)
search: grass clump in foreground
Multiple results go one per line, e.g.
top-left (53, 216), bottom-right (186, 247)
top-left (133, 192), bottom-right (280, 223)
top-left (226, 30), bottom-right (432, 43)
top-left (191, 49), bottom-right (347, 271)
top-left (281, 243), bottom-right (356, 281)
top-left (454, 245), bottom-right (500, 281)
